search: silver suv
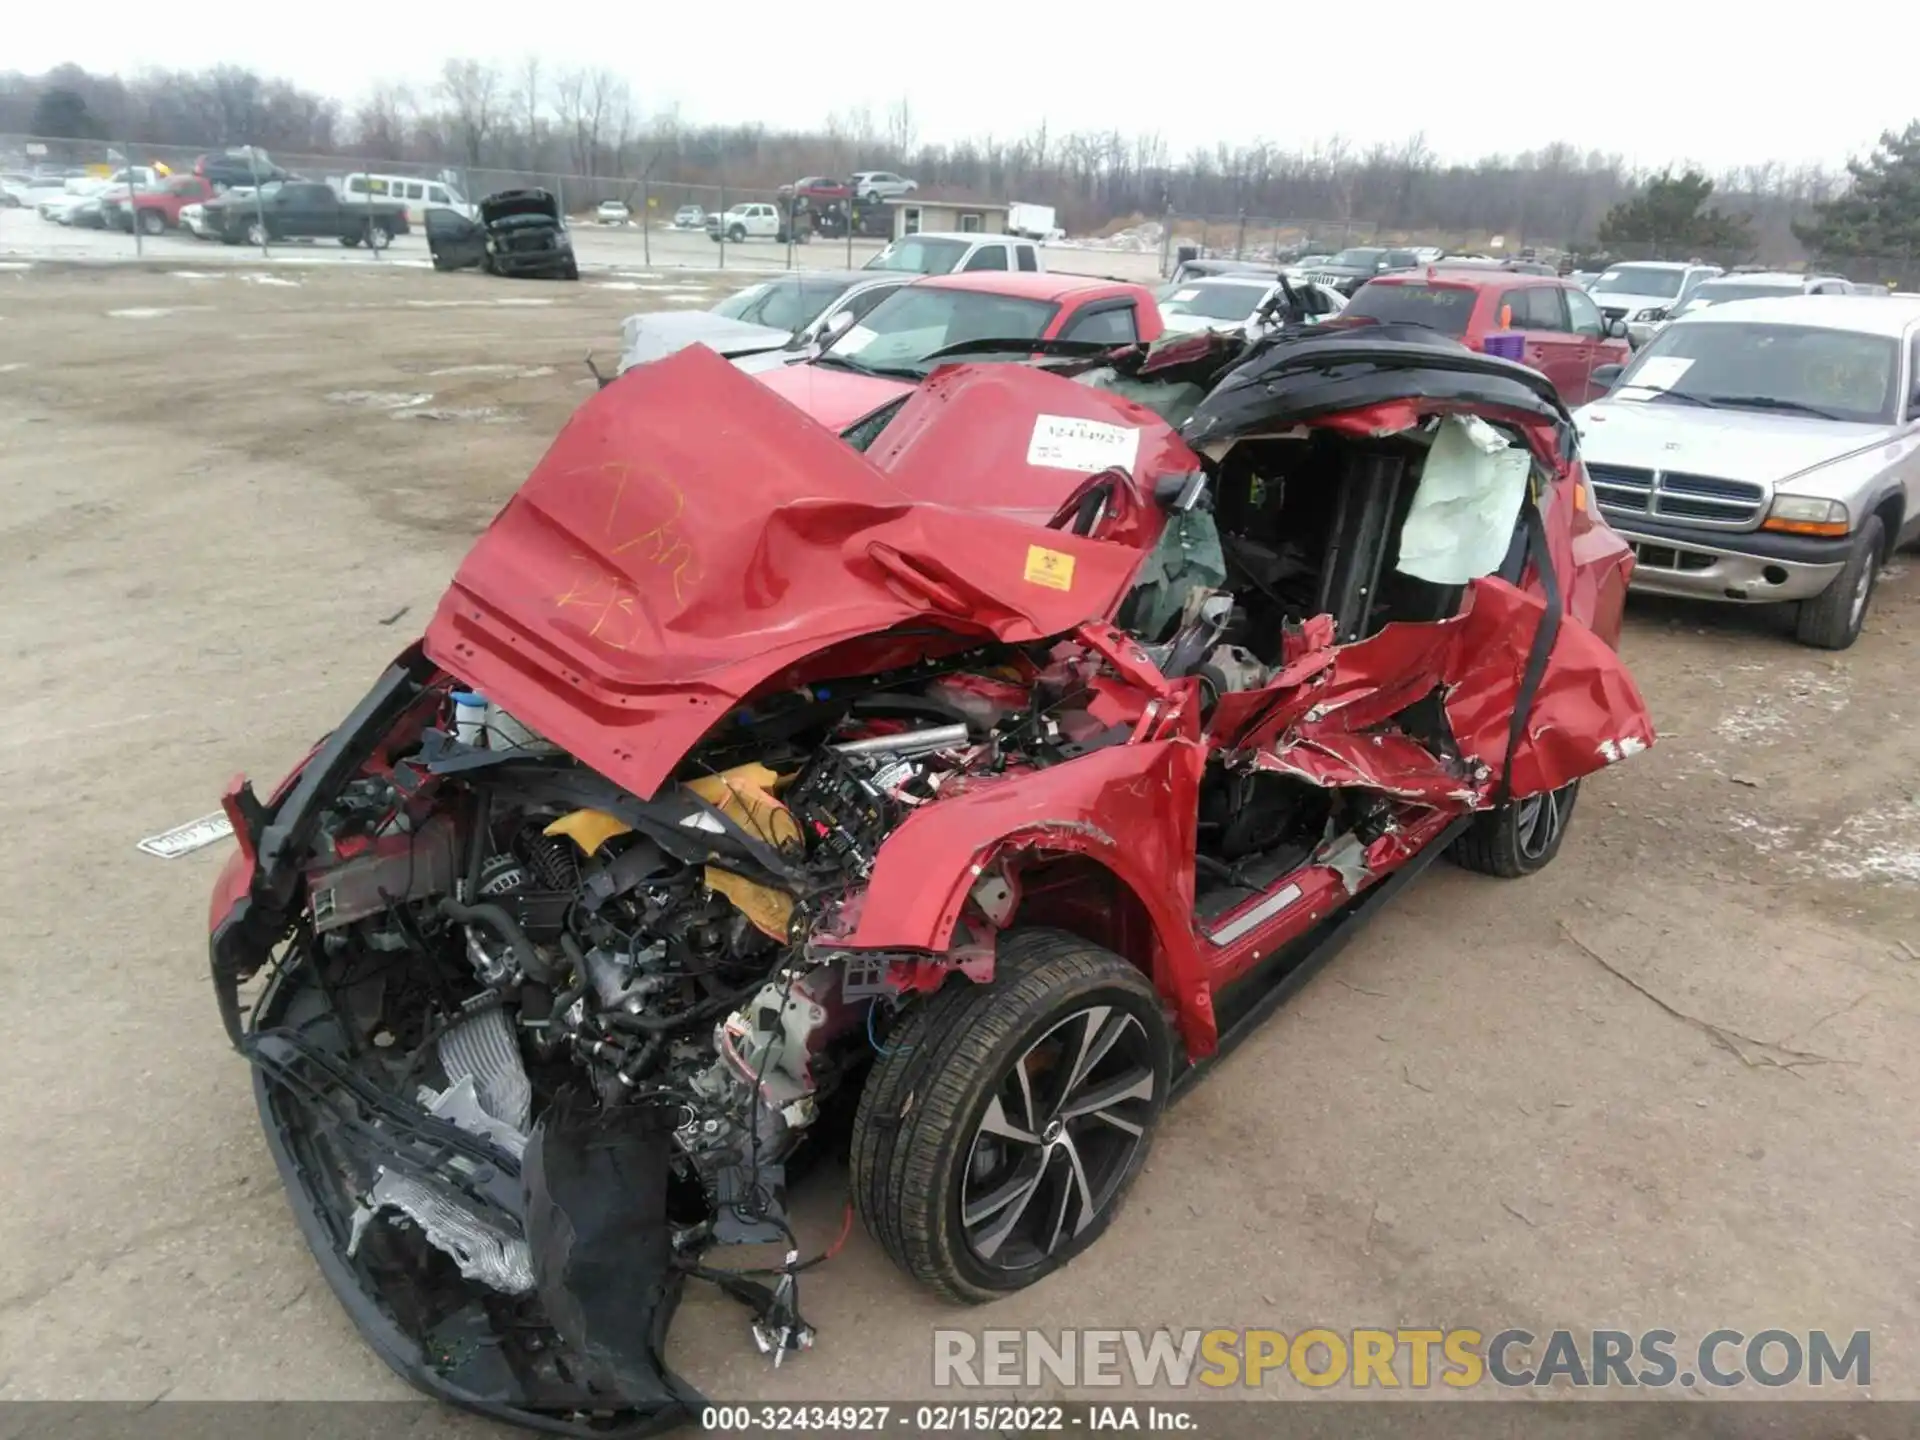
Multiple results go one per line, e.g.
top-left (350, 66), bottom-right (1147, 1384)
top-left (850, 170), bottom-right (917, 202)
top-left (1576, 294), bottom-right (1920, 649)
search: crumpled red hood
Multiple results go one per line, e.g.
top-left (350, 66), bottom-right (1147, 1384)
top-left (424, 346), bottom-right (1146, 799)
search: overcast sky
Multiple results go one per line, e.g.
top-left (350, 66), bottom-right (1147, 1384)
top-left (10, 1), bottom-right (1911, 172)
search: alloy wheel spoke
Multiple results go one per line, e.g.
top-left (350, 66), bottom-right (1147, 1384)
top-left (971, 1153), bottom-right (1050, 1259)
top-left (964, 1156), bottom-right (1044, 1228)
top-left (977, 1094), bottom-right (1038, 1146)
top-left (1055, 1133), bottom-right (1100, 1243)
top-left (1058, 1066), bottom-right (1155, 1122)
top-left (1060, 1007), bottom-right (1131, 1111)
top-left (1011, 1055), bottom-right (1040, 1135)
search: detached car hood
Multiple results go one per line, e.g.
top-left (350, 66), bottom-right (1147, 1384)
top-left (424, 347), bottom-right (1146, 800)
top-left (1575, 400), bottom-right (1895, 486)
top-left (618, 313), bottom-right (796, 373)
top-left (482, 189), bottom-right (563, 227)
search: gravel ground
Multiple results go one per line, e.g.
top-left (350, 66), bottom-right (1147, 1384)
top-left (2, 262), bottom-right (1916, 1412)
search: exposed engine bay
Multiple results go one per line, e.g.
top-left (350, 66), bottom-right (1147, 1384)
top-left (232, 638), bottom-right (1215, 1425)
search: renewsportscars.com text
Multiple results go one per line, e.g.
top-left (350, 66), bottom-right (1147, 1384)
top-left (933, 1328), bottom-right (1871, 1390)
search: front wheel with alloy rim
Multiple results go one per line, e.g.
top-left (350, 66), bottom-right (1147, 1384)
top-left (1795, 514), bottom-right (1883, 650)
top-left (365, 222), bottom-right (391, 249)
top-left (244, 221), bottom-right (268, 247)
top-left (1452, 780), bottom-right (1580, 878)
top-left (139, 209), bottom-right (165, 236)
top-left (852, 929), bottom-right (1171, 1303)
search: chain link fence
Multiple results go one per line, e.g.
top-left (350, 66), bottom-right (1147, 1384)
top-left (1156, 214), bottom-right (1382, 272)
top-left (0, 132), bottom-right (911, 272)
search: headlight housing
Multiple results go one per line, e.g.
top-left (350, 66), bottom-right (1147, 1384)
top-left (1762, 495), bottom-right (1849, 537)
top-left (1632, 307), bottom-right (1669, 323)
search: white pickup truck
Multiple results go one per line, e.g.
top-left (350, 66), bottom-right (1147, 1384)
top-left (706, 203), bottom-right (783, 243)
top-left (864, 231), bottom-right (1045, 275)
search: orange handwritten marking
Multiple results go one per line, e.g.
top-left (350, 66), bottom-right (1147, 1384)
top-left (547, 462), bottom-right (703, 634)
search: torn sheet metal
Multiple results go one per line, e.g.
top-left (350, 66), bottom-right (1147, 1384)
top-left (1396, 414), bottom-right (1532, 585)
top-left (1219, 577), bottom-right (1654, 805)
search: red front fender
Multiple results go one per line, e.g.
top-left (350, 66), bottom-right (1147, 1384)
top-left (845, 738), bottom-right (1218, 1056)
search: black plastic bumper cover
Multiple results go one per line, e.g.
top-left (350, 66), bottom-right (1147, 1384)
top-left (248, 1009), bottom-right (702, 1434)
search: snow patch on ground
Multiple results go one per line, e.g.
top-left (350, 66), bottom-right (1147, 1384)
top-left (595, 281), bottom-right (642, 291)
top-left (425, 363), bottom-right (553, 378)
top-left (327, 390), bottom-right (434, 411)
top-left (1728, 813), bottom-right (1793, 854)
top-left (665, 294), bottom-right (709, 306)
top-left (1814, 801), bottom-right (1920, 883)
top-left (492, 297), bottom-right (556, 307)
top-left (1714, 670), bottom-right (1850, 744)
top-left (0, 361), bottom-right (24, 373)
top-left (238, 272), bottom-right (301, 286)
top-left (392, 405), bottom-right (512, 423)
top-left (107, 306), bottom-right (212, 318)
top-left (0, 260), bottom-right (33, 271)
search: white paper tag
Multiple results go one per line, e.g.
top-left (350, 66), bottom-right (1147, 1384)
top-left (1629, 356), bottom-right (1694, 391)
top-left (137, 811), bottom-right (234, 859)
top-left (835, 323), bottom-right (877, 354)
top-left (1026, 414), bottom-right (1141, 473)
top-left (1171, 288), bottom-right (1200, 301)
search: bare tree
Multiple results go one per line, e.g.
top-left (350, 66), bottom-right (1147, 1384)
top-left (885, 96), bottom-right (916, 165)
top-left (512, 56), bottom-right (544, 168)
top-left (351, 81), bottom-right (415, 159)
top-left (437, 59), bottom-right (501, 169)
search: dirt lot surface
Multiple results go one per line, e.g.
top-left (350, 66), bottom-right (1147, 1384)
top-left (3, 264), bottom-right (1918, 1409)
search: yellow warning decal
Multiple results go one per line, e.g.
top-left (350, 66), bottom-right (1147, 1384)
top-left (1023, 545), bottom-right (1076, 591)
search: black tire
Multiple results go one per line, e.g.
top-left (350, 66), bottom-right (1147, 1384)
top-left (865, 190), bottom-right (882, 205)
top-left (1795, 514), bottom-right (1883, 650)
top-left (365, 221), bottom-right (391, 250)
top-left (245, 221), bottom-right (268, 247)
top-left (560, 259), bottom-right (580, 281)
top-left (728, 224), bottom-right (746, 243)
top-left (1452, 780), bottom-right (1580, 878)
top-left (139, 209), bottom-right (165, 236)
top-left (851, 928), bottom-right (1171, 1304)
top-left (339, 234), bottom-right (360, 247)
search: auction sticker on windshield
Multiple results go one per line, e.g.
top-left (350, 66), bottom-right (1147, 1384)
top-left (1027, 414), bottom-right (1141, 473)
top-left (1629, 356), bottom-right (1694, 391)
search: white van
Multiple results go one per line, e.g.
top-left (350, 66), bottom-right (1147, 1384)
top-left (335, 173), bottom-right (476, 227)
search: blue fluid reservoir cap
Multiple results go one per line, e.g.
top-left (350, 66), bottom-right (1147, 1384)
top-left (451, 690), bottom-right (487, 707)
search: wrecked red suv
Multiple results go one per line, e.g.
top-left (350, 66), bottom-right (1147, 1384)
top-left (209, 325), bottom-right (1652, 1431)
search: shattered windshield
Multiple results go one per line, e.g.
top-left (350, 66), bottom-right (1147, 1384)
top-left (823, 288), bottom-right (1058, 370)
top-left (1615, 321), bottom-right (1897, 424)
top-left (1671, 282), bottom-right (1798, 315)
top-left (711, 283), bottom-right (771, 321)
top-left (1342, 283), bottom-right (1477, 335)
top-left (712, 278), bottom-right (850, 332)
top-left (1162, 282), bottom-right (1269, 321)
top-left (867, 237), bottom-right (970, 274)
top-left (1592, 266), bottom-right (1686, 299)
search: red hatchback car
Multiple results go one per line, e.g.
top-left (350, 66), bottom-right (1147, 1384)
top-left (755, 270), bottom-right (1165, 430)
top-left (1343, 268), bottom-right (1630, 406)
